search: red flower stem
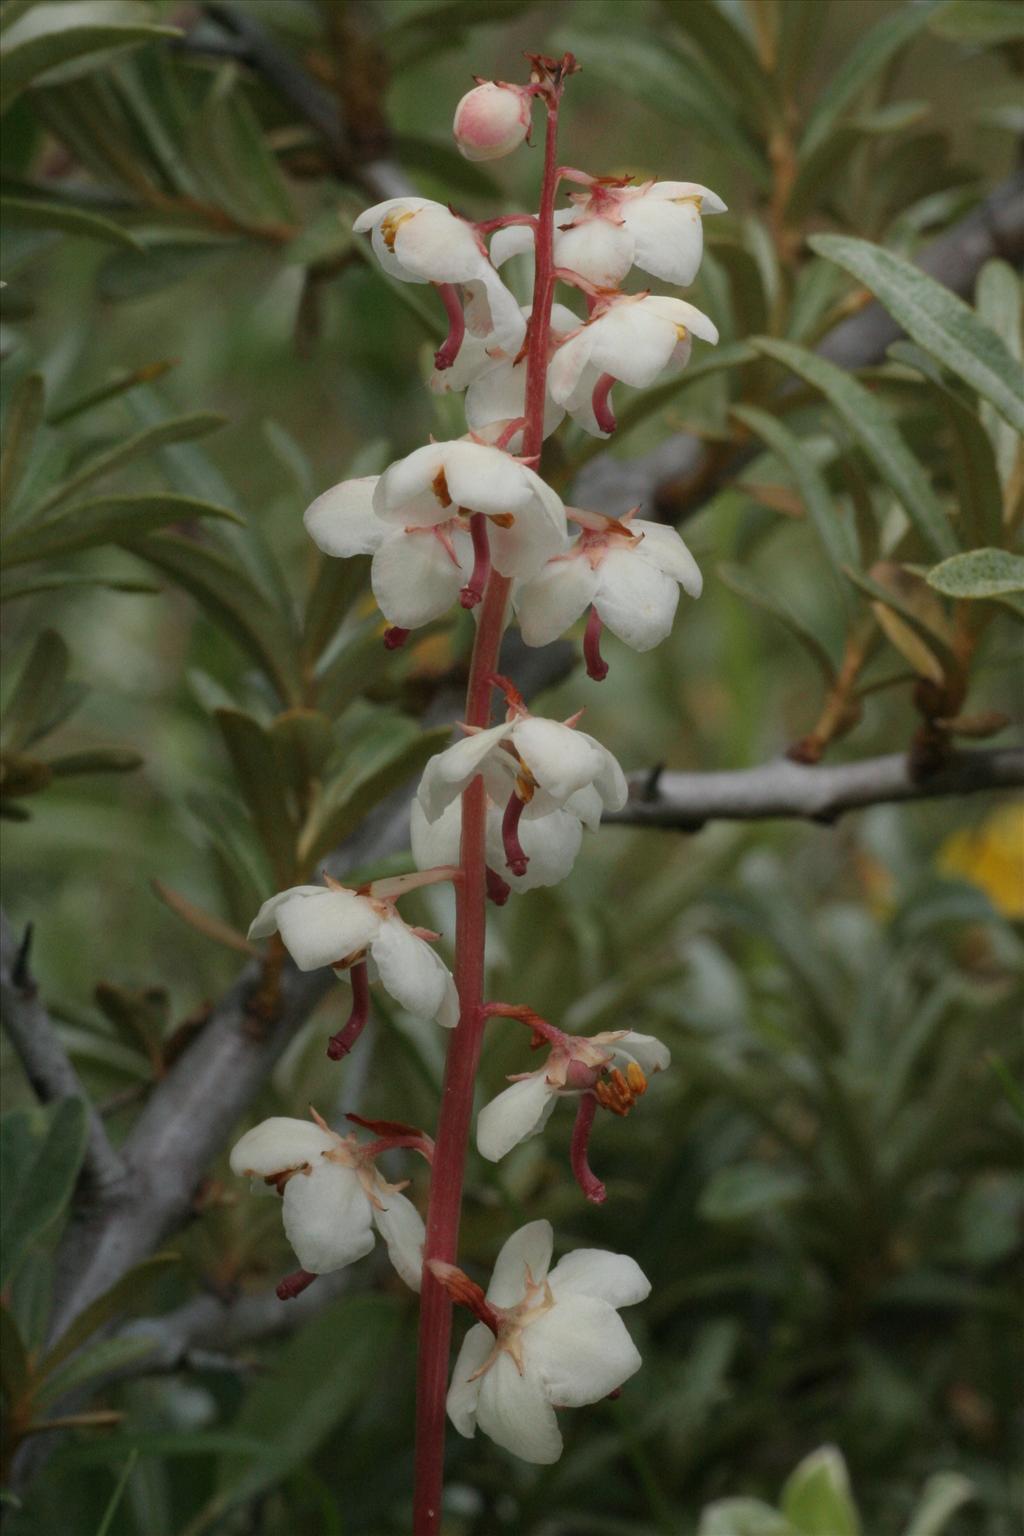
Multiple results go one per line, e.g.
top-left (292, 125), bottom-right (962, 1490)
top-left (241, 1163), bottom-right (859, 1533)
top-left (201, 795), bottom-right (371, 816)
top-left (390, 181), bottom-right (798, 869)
top-left (433, 282), bottom-right (466, 371)
top-left (412, 77), bottom-right (567, 1536)
top-left (482, 1001), bottom-right (567, 1048)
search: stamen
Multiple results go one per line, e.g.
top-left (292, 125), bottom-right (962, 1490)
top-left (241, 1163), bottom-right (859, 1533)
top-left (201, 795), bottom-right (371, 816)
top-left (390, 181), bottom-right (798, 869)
top-left (460, 512), bottom-right (491, 609)
top-left (383, 626), bottom-right (410, 650)
top-left (327, 961), bottom-right (370, 1061)
top-left (501, 791), bottom-right (530, 877)
top-left (583, 606), bottom-right (609, 681)
top-left (570, 1093), bottom-right (606, 1204)
top-left (276, 1268), bottom-right (317, 1301)
top-left (433, 283), bottom-right (466, 372)
top-left (591, 372), bottom-right (617, 434)
top-left (593, 1062), bottom-right (647, 1115)
top-left (431, 467), bottom-right (453, 508)
top-left (486, 865), bottom-right (512, 905)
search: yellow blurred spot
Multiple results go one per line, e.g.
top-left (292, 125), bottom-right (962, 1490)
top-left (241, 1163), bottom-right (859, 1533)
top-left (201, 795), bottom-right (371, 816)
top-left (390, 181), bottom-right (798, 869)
top-left (939, 802), bottom-right (1024, 919)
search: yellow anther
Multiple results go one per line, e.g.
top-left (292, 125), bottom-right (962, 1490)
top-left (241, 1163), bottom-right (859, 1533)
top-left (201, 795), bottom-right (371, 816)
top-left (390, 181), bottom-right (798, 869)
top-left (625, 1061), bottom-right (647, 1096)
top-left (380, 210), bottom-right (415, 251)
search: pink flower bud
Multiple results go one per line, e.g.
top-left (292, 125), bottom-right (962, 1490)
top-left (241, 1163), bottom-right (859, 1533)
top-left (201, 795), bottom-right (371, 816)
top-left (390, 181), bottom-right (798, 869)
top-left (453, 81), bottom-right (531, 162)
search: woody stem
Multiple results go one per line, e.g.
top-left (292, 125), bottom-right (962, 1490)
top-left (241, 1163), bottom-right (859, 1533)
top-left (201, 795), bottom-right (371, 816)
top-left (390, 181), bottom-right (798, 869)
top-left (412, 79), bottom-right (567, 1536)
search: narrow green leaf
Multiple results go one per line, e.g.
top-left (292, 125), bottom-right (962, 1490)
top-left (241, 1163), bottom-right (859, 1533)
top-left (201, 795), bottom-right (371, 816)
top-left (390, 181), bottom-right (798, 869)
top-left (810, 234), bottom-right (1024, 435)
top-left (698, 1163), bottom-right (805, 1223)
top-left (3, 492), bottom-right (241, 567)
top-left (303, 553), bottom-right (370, 661)
top-left (270, 709), bottom-right (336, 800)
top-left (40, 1254), bottom-right (179, 1378)
top-left (94, 1450), bottom-right (139, 1536)
top-left (215, 709), bottom-right (297, 887)
top-left (731, 404), bottom-right (859, 585)
top-left (1, 570), bottom-right (161, 602)
top-left (975, 259), bottom-right (1022, 494)
top-left (752, 337), bottom-right (957, 559)
top-left (98, 237), bottom-right (240, 303)
top-left (36, 1333), bottom-right (157, 1406)
top-left (699, 1499), bottom-right (795, 1536)
top-left (211, 1295), bottom-right (401, 1513)
top-left (887, 341), bottom-right (1003, 548)
top-left (659, 0), bottom-right (780, 132)
top-left (0, 194), bottom-right (138, 249)
top-left (0, 371), bottom-right (44, 522)
top-left (0, 1098), bottom-right (89, 1288)
top-left (121, 533), bottom-right (301, 705)
top-left (46, 747), bottom-right (143, 776)
top-left (1, 629), bottom-right (69, 753)
top-left (717, 563), bottom-right (838, 683)
top-left (35, 413), bottom-right (227, 517)
top-left (800, 1), bottom-right (946, 157)
top-left (925, 548), bottom-right (1024, 600)
top-left (300, 722), bottom-right (451, 868)
top-left (0, 13), bottom-right (180, 112)
top-left (392, 134), bottom-right (503, 201)
top-left (843, 565), bottom-right (957, 680)
top-left (0, 1302), bottom-right (31, 1408)
top-left (46, 359), bottom-right (178, 426)
top-left (930, 0), bottom-right (1024, 43)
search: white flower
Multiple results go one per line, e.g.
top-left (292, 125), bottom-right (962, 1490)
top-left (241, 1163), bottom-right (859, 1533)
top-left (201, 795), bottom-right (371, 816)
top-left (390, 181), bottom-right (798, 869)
top-left (304, 475), bottom-right (472, 629)
top-left (548, 293), bottom-right (719, 434)
top-left (477, 1028), bottom-right (670, 1162)
top-left (516, 506), bottom-right (702, 653)
top-left (446, 1220), bottom-right (650, 1463)
top-left (491, 179), bottom-right (726, 290)
top-left (415, 691), bottom-right (627, 837)
top-left (353, 197), bottom-right (525, 353)
top-left (229, 1111), bottom-right (424, 1290)
top-left (429, 303), bottom-right (579, 454)
top-left (373, 438), bottom-right (567, 581)
top-left (454, 81), bottom-right (532, 161)
top-left (410, 783), bottom-right (603, 892)
top-left (249, 878), bottom-right (459, 1029)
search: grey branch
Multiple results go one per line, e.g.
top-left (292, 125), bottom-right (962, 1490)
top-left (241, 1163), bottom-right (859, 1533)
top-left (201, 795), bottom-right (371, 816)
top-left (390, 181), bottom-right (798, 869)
top-left (606, 747), bottom-right (1024, 831)
top-left (1, 911), bottom-right (126, 1194)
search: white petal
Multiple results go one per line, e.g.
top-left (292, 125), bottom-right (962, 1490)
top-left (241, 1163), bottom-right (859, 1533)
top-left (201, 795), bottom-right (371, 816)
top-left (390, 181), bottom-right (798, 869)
top-left (229, 1117), bottom-right (336, 1178)
top-left (562, 362), bottom-right (608, 438)
top-left (608, 1030), bottom-right (671, 1078)
top-left (594, 548), bottom-right (680, 651)
top-left (554, 217), bottom-right (634, 288)
top-left (248, 885), bottom-right (326, 941)
top-left (442, 441), bottom-right (534, 516)
top-left (438, 971), bottom-right (460, 1030)
top-left (476, 1074), bottom-right (557, 1162)
top-left (371, 1183), bottom-right (425, 1291)
top-left (487, 800), bottom-right (584, 890)
top-left (429, 329), bottom-right (498, 395)
top-left (371, 528), bottom-right (467, 628)
top-left (621, 196), bottom-right (703, 287)
top-left (370, 914), bottom-right (452, 1021)
top-left (374, 444), bottom-right (450, 525)
top-left (515, 553), bottom-right (597, 647)
top-left (526, 1296), bottom-right (641, 1407)
top-left (511, 717), bottom-right (606, 805)
top-left (275, 889), bottom-right (381, 972)
top-left (646, 180), bottom-right (727, 214)
top-left (393, 205), bottom-right (487, 284)
top-left (487, 1219), bottom-right (553, 1306)
top-left (352, 196), bottom-right (432, 234)
top-left (303, 477), bottom-right (385, 558)
top-left (565, 783), bottom-right (603, 831)
top-left (462, 269), bottom-right (528, 353)
top-left (587, 304), bottom-right (678, 388)
top-left (642, 294), bottom-right (719, 345)
top-left (547, 327), bottom-right (595, 406)
top-left (282, 1161), bottom-right (375, 1274)
top-left (631, 519), bottom-right (702, 594)
top-left (416, 724), bottom-right (511, 823)
top-left (489, 223), bottom-right (536, 268)
top-left (576, 732), bottom-right (628, 813)
top-left (447, 1323), bottom-right (492, 1437)
top-left (410, 794), bottom-right (462, 871)
top-left (476, 1352), bottom-right (562, 1464)
top-left (546, 1249), bottom-right (652, 1308)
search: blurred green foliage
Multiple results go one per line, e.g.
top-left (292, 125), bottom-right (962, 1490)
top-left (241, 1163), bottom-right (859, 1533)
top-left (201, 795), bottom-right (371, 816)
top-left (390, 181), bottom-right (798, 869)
top-left (1, 0), bottom-right (1022, 1532)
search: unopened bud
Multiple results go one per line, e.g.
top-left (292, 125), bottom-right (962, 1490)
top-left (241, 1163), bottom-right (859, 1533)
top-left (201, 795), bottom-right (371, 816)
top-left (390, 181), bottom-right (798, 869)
top-left (453, 81), bottom-right (531, 162)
